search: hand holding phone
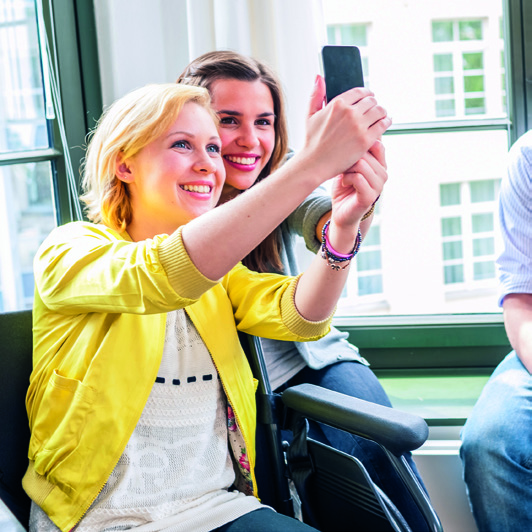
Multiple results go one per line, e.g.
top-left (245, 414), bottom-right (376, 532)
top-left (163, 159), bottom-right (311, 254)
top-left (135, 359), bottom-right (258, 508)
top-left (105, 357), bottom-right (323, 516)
top-left (322, 45), bottom-right (364, 103)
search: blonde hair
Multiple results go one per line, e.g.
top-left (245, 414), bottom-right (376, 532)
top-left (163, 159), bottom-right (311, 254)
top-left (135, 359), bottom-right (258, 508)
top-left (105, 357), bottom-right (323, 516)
top-left (81, 83), bottom-right (215, 231)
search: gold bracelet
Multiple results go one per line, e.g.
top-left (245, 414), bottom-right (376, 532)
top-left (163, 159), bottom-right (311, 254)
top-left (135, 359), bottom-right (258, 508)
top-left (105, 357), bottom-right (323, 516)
top-left (361, 203), bottom-right (375, 221)
top-left (361, 194), bottom-right (381, 221)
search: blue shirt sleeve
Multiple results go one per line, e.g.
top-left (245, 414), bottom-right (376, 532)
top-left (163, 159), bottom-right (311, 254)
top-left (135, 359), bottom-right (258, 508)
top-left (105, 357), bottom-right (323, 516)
top-left (497, 130), bottom-right (532, 306)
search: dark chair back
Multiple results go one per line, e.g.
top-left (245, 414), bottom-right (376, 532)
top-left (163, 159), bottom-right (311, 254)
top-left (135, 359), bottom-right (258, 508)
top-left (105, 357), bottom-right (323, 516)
top-left (239, 332), bottom-right (443, 532)
top-left (0, 310), bottom-right (33, 529)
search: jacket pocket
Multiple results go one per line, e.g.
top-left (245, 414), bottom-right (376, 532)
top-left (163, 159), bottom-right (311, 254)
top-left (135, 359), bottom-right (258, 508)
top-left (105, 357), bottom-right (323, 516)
top-left (30, 370), bottom-right (96, 473)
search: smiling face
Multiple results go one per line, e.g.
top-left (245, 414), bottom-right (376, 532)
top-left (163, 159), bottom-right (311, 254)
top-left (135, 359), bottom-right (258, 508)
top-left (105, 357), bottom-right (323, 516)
top-left (118, 102), bottom-right (225, 240)
top-left (209, 79), bottom-right (276, 202)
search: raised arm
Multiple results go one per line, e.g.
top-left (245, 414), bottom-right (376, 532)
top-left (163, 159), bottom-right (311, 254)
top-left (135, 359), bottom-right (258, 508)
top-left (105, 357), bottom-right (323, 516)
top-left (294, 137), bottom-right (386, 321)
top-left (181, 82), bottom-right (391, 283)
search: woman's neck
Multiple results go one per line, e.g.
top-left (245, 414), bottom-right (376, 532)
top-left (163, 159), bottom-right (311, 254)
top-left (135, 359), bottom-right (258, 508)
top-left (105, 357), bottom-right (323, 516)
top-left (219, 185), bottom-right (243, 205)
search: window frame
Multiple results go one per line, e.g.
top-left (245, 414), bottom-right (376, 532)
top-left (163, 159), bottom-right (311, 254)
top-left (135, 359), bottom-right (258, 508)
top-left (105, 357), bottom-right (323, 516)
top-left (15, 0), bottom-right (102, 226)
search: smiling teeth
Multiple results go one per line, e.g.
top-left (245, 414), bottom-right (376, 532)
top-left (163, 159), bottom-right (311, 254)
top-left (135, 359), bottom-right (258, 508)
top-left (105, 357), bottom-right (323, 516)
top-left (182, 184), bottom-right (211, 193)
top-left (227, 156), bottom-right (256, 165)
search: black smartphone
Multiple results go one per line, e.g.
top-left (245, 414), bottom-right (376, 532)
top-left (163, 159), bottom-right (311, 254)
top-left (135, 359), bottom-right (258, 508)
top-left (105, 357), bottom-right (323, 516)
top-left (322, 45), bottom-right (364, 103)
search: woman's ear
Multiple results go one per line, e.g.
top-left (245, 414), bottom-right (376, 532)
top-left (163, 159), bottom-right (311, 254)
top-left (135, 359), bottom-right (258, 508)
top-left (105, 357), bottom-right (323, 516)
top-left (115, 153), bottom-right (134, 183)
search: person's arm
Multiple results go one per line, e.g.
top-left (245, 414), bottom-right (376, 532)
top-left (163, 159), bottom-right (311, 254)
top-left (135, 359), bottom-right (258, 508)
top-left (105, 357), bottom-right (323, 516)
top-left (503, 294), bottom-right (532, 373)
top-left (497, 132), bottom-right (532, 371)
top-left (294, 144), bottom-right (386, 321)
top-left (179, 82), bottom-right (390, 282)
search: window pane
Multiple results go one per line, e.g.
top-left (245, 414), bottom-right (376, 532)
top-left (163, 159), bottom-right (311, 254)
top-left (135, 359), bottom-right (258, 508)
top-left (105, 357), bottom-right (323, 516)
top-left (435, 99), bottom-right (456, 117)
top-left (327, 25), bottom-right (336, 43)
top-left (474, 261), bottom-right (495, 280)
top-left (435, 77), bottom-right (454, 95)
top-left (0, 0), bottom-right (49, 154)
top-left (0, 162), bottom-right (56, 311)
top-left (432, 21), bottom-right (454, 42)
top-left (465, 97), bottom-right (486, 115)
top-left (459, 20), bottom-right (483, 40)
top-left (470, 180), bottom-right (496, 202)
top-left (464, 75), bottom-right (484, 93)
top-left (444, 264), bottom-right (464, 284)
top-left (357, 250), bottom-right (381, 272)
top-left (463, 52), bottom-right (483, 70)
top-left (434, 54), bottom-right (453, 72)
top-left (340, 24), bottom-right (367, 45)
top-left (358, 274), bottom-right (383, 296)
top-left (440, 183), bottom-right (461, 206)
top-left (442, 217), bottom-right (462, 237)
top-left (473, 237), bottom-right (495, 257)
top-left (363, 225), bottom-right (380, 246)
top-left (443, 241), bottom-right (463, 260)
top-left (472, 213), bottom-right (494, 232)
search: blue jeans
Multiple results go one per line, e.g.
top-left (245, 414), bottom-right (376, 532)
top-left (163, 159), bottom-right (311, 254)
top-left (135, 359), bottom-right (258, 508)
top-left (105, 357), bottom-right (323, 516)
top-left (213, 508), bottom-right (317, 531)
top-left (278, 361), bottom-right (430, 531)
top-left (461, 351), bottom-right (532, 532)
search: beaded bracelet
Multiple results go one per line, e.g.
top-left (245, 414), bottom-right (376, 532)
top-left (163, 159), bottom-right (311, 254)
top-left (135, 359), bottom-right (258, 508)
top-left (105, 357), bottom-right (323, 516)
top-left (361, 195), bottom-right (380, 222)
top-left (320, 220), bottom-right (362, 271)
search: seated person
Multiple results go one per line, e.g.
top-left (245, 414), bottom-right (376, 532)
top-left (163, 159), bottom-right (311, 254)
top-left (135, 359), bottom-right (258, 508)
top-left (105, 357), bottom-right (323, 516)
top-left (460, 129), bottom-right (532, 532)
top-left (178, 50), bottom-right (428, 528)
top-left (24, 82), bottom-right (389, 531)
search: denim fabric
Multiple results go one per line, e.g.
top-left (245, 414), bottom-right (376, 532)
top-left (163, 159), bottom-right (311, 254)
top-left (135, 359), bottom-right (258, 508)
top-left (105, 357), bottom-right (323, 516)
top-left (278, 361), bottom-right (431, 532)
top-left (461, 351), bottom-right (532, 532)
top-left (213, 508), bottom-right (317, 531)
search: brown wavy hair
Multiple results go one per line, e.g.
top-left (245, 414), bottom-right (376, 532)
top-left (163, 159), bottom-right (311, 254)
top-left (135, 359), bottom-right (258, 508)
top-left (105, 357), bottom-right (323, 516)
top-left (177, 50), bottom-right (288, 273)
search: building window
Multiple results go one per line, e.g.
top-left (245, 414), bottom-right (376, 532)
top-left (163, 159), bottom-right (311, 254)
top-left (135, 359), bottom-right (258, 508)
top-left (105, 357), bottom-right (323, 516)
top-left (431, 19), bottom-right (490, 118)
top-left (440, 179), bottom-right (500, 289)
top-left (0, 0), bottom-right (57, 311)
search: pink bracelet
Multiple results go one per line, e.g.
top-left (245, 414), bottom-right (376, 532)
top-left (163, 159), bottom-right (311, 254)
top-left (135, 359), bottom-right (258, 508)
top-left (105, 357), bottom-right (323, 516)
top-left (320, 220), bottom-right (362, 270)
top-left (323, 222), bottom-right (357, 258)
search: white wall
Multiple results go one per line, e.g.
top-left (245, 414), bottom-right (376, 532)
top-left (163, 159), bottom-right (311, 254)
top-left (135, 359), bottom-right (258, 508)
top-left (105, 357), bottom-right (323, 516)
top-left (93, 0), bottom-right (326, 151)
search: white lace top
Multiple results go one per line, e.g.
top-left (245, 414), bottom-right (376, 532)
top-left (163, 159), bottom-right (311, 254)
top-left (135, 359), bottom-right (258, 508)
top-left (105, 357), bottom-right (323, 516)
top-left (30, 310), bottom-right (263, 531)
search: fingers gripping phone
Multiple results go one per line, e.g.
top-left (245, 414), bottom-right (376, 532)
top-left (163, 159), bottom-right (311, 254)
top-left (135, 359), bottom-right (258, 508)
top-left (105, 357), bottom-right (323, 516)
top-left (322, 45), bottom-right (364, 103)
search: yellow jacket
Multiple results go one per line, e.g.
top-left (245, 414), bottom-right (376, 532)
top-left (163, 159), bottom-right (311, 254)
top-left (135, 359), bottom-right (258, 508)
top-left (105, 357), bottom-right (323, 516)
top-left (23, 222), bottom-right (331, 532)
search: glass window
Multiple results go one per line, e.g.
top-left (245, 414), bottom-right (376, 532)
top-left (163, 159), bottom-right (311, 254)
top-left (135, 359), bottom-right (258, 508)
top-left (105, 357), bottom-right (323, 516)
top-left (0, 0), bottom-right (71, 312)
top-left (434, 53), bottom-right (453, 72)
top-left (435, 77), bottom-right (454, 95)
top-left (432, 21), bottom-right (453, 42)
top-left (472, 213), bottom-right (494, 232)
top-left (0, 0), bottom-right (48, 154)
top-left (440, 183), bottom-right (461, 206)
top-left (430, 19), bottom-right (491, 119)
top-left (0, 162), bottom-right (55, 310)
top-left (470, 180), bottom-right (496, 202)
top-left (463, 52), bottom-right (483, 70)
top-left (459, 20), bottom-right (483, 41)
top-left (321, 0), bottom-right (507, 316)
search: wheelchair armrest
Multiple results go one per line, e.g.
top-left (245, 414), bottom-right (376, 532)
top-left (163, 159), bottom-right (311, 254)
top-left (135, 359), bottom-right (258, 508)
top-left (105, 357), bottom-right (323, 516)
top-left (281, 383), bottom-right (429, 455)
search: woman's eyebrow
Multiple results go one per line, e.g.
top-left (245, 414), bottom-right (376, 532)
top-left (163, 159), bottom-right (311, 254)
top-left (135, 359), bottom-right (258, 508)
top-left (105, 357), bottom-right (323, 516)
top-left (216, 110), bottom-right (275, 118)
top-left (165, 131), bottom-right (220, 142)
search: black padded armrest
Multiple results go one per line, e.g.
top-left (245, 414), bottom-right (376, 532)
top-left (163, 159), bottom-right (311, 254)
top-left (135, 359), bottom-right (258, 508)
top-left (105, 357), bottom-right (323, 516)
top-left (282, 383), bottom-right (429, 455)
